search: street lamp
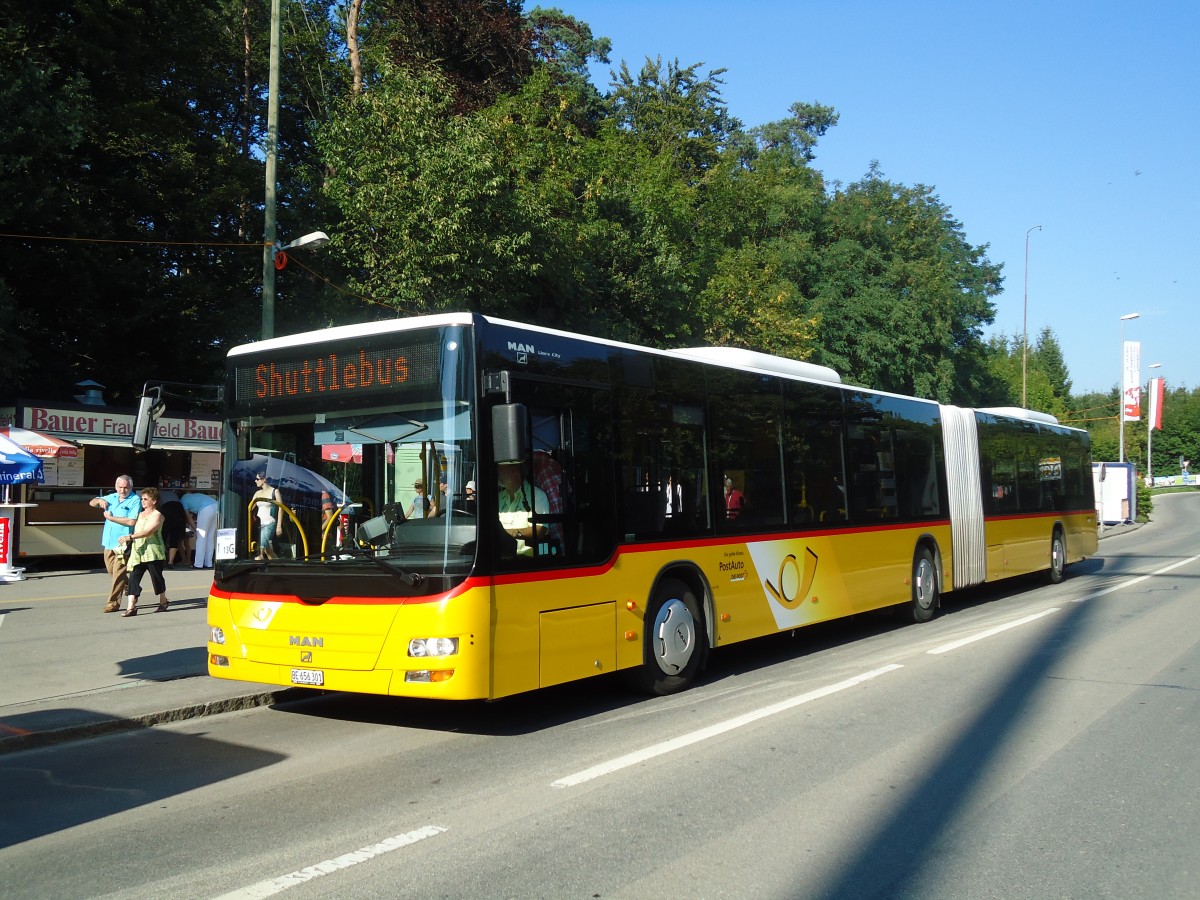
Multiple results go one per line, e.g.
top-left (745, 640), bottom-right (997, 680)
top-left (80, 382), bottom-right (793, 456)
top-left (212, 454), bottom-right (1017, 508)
top-left (1146, 363), bottom-right (1162, 486)
top-left (261, 231), bottom-right (329, 341)
top-left (1022, 224), bottom-right (1042, 408)
top-left (259, 0), bottom-right (329, 340)
top-left (260, 0), bottom-right (283, 340)
top-left (1118, 312), bottom-right (1140, 463)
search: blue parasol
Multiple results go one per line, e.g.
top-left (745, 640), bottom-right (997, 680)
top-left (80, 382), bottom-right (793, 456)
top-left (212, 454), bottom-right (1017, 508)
top-left (0, 433), bottom-right (45, 486)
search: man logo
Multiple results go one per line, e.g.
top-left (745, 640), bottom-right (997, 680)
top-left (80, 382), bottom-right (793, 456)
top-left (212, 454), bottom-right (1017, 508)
top-left (507, 340), bottom-right (533, 364)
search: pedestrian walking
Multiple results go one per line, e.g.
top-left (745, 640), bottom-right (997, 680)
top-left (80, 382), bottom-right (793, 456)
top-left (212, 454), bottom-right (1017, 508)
top-left (116, 487), bottom-right (171, 616)
top-left (88, 475), bottom-right (142, 613)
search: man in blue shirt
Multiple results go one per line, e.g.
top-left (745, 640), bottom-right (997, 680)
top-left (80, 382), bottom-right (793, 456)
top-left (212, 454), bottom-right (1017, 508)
top-left (89, 475), bottom-right (142, 612)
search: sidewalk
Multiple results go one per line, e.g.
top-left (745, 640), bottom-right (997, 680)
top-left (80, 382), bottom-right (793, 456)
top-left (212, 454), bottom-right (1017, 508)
top-left (0, 561), bottom-right (299, 755)
top-left (0, 523), bottom-right (1137, 755)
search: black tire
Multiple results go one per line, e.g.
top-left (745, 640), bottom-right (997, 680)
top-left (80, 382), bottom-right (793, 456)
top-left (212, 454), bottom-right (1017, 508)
top-left (1048, 530), bottom-right (1066, 584)
top-left (627, 577), bottom-right (707, 695)
top-left (899, 547), bottom-right (939, 623)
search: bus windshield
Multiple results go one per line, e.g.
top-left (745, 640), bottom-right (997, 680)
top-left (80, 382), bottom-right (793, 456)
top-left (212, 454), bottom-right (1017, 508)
top-left (220, 323), bottom-right (477, 579)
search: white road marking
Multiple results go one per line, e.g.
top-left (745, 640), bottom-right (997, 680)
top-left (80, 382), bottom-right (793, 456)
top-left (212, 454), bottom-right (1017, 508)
top-left (551, 664), bottom-right (903, 788)
top-left (1068, 554), bottom-right (1200, 603)
top-left (927, 608), bottom-right (1061, 655)
top-left (212, 824), bottom-right (448, 899)
top-left (927, 553), bottom-right (1200, 656)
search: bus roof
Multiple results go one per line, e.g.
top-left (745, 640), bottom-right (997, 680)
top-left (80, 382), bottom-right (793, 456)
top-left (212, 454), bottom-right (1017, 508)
top-left (227, 312), bottom-right (477, 358)
top-left (666, 346), bottom-right (841, 383)
top-left (227, 313), bottom-right (844, 386)
top-left (976, 406), bottom-right (1061, 426)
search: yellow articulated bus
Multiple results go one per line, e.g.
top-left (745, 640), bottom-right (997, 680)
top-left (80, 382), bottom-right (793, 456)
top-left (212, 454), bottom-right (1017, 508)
top-left (194, 313), bottom-right (1096, 699)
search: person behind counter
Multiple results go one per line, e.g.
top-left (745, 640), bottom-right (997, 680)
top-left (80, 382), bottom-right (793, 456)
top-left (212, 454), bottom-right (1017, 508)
top-left (181, 491), bottom-right (219, 569)
top-left (89, 475), bottom-right (142, 614)
top-left (157, 490), bottom-right (189, 568)
top-left (115, 487), bottom-right (171, 616)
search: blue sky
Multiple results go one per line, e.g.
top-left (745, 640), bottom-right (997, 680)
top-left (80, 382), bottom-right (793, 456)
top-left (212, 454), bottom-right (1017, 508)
top-left (558, 0), bottom-right (1197, 396)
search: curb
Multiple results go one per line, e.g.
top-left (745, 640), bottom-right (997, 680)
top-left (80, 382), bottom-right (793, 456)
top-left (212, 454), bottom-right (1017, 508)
top-left (0, 687), bottom-right (310, 756)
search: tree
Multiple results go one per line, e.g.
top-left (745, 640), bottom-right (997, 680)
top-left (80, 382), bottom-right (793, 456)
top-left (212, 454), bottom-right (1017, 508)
top-left (607, 58), bottom-right (741, 183)
top-left (528, 6), bottom-right (611, 83)
top-left (751, 101), bottom-right (839, 164)
top-left (0, 0), bottom-right (267, 404)
top-left (983, 329), bottom-right (1072, 417)
top-left (811, 165), bottom-right (1002, 402)
top-left (695, 111), bottom-right (827, 357)
top-left (365, 0), bottom-right (531, 113)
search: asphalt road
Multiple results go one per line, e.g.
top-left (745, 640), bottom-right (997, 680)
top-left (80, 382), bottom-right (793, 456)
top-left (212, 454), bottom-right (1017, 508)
top-left (1, 496), bottom-right (1197, 899)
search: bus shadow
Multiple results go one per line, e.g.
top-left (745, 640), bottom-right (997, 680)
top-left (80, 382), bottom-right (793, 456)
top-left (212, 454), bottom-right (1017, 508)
top-left (805, 584), bottom-right (1104, 898)
top-left (276, 561), bottom-right (1120, 738)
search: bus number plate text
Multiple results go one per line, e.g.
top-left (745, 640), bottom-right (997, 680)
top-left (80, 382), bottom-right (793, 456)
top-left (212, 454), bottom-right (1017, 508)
top-left (291, 668), bottom-right (324, 686)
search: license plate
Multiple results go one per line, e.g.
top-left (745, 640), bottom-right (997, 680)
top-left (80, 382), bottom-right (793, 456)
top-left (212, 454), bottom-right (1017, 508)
top-left (291, 668), bottom-right (324, 686)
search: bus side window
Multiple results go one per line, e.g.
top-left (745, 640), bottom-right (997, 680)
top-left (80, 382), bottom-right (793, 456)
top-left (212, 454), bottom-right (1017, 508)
top-left (709, 368), bottom-right (785, 531)
top-left (615, 355), bottom-right (710, 541)
top-left (783, 380), bottom-right (847, 527)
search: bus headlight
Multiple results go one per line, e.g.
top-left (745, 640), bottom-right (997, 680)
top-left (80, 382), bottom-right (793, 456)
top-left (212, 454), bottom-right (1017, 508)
top-left (408, 637), bottom-right (459, 658)
top-left (211, 626), bottom-right (226, 645)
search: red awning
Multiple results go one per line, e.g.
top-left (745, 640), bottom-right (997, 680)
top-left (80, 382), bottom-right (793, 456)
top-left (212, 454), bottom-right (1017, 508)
top-left (321, 443), bottom-right (363, 464)
top-left (0, 426), bottom-right (80, 458)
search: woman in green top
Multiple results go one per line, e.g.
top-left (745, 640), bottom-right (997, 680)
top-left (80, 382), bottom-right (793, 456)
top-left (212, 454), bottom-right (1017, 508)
top-left (116, 487), bottom-right (171, 616)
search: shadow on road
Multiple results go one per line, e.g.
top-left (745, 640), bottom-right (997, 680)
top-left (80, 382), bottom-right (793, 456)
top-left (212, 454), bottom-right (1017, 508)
top-left (809, 585), bottom-right (1103, 898)
top-left (0, 721), bottom-right (284, 849)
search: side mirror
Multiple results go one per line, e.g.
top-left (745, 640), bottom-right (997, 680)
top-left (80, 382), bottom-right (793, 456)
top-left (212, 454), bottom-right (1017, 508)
top-left (492, 403), bottom-right (528, 464)
top-left (131, 387), bottom-right (166, 452)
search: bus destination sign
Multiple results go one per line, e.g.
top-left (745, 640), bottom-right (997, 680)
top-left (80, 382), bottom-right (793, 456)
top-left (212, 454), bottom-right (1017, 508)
top-left (234, 343), bottom-right (440, 406)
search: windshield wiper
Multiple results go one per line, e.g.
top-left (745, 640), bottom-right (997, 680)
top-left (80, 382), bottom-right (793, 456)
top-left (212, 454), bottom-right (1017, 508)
top-left (288, 548), bottom-right (423, 583)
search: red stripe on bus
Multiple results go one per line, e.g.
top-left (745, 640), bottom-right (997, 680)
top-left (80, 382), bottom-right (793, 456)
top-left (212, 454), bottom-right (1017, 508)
top-left (211, 518), bottom-right (955, 602)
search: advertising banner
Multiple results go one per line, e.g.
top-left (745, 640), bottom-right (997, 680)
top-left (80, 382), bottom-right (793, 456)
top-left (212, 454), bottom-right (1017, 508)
top-left (1122, 340), bottom-right (1141, 422)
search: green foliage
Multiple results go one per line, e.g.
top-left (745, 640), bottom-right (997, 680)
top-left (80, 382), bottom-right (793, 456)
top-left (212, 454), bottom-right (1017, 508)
top-left (811, 166), bottom-right (1001, 402)
top-left (317, 64), bottom-right (516, 310)
top-left (752, 101), bottom-right (840, 164)
top-left (0, 0), bottom-right (1064, 427)
top-left (1136, 477), bottom-right (1153, 522)
top-left (984, 329), bottom-right (1073, 418)
top-left (0, 0), bottom-right (266, 402)
top-left (365, 0), bottom-right (530, 113)
top-left (528, 6), bottom-right (612, 81)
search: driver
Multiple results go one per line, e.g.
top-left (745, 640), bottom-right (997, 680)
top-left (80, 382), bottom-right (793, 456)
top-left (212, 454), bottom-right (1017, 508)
top-left (497, 461), bottom-right (548, 556)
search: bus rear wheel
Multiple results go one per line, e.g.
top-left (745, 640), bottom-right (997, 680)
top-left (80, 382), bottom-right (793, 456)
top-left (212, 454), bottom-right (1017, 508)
top-left (628, 577), bottom-right (706, 695)
top-left (898, 547), bottom-right (939, 623)
top-left (1049, 530), bottom-right (1066, 584)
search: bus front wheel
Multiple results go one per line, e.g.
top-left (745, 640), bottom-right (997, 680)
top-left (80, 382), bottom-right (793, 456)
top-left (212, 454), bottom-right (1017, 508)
top-left (629, 578), bottom-right (707, 695)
